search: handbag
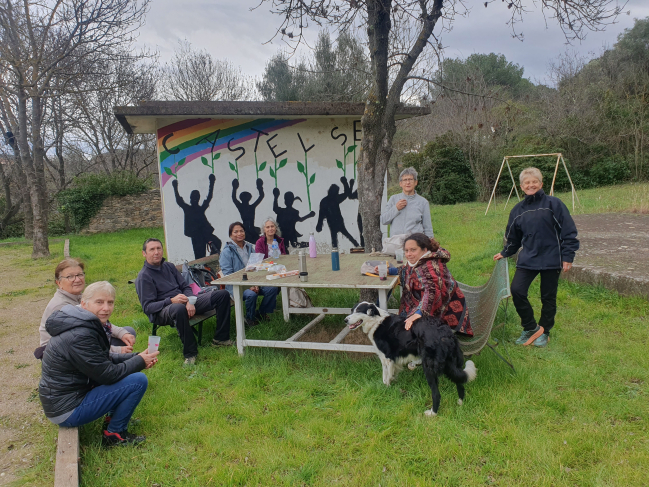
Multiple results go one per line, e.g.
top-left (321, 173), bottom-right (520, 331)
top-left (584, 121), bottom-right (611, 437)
top-left (382, 234), bottom-right (407, 254)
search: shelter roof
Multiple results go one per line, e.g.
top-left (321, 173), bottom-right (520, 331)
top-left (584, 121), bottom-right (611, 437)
top-left (114, 101), bottom-right (430, 134)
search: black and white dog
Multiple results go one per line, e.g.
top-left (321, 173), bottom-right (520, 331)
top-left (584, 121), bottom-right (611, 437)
top-left (345, 302), bottom-right (477, 416)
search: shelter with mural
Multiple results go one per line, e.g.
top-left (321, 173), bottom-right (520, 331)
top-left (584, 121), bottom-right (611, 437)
top-left (115, 101), bottom-right (427, 263)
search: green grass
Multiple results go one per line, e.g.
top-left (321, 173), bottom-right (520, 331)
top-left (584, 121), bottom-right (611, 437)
top-left (12, 183), bottom-right (649, 486)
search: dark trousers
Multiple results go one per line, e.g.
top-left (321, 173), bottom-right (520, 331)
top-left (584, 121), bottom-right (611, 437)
top-left (154, 289), bottom-right (231, 358)
top-left (110, 326), bottom-right (136, 349)
top-left (511, 268), bottom-right (561, 335)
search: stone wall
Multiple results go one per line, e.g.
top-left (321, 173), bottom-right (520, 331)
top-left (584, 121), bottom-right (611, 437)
top-left (83, 189), bottom-right (163, 234)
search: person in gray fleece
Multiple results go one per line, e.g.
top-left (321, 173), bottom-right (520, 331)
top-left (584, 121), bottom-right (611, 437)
top-left (380, 167), bottom-right (434, 238)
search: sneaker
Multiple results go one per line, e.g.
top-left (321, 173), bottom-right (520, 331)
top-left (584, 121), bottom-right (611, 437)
top-left (515, 326), bottom-right (545, 346)
top-left (183, 356), bottom-right (197, 367)
top-left (533, 334), bottom-right (549, 347)
top-left (211, 339), bottom-right (233, 347)
top-left (102, 416), bottom-right (140, 430)
top-left (102, 430), bottom-right (146, 447)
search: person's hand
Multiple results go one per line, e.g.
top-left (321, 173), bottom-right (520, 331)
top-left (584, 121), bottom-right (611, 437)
top-left (232, 178), bottom-right (239, 189)
top-left (256, 178), bottom-right (264, 189)
top-left (121, 333), bottom-right (135, 347)
top-left (340, 176), bottom-right (348, 184)
top-left (138, 350), bottom-right (159, 369)
top-left (405, 313), bottom-right (421, 331)
top-left (493, 253), bottom-right (503, 261)
top-left (562, 261), bottom-right (572, 272)
top-left (250, 286), bottom-right (260, 294)
top-left (172, 179), bottom-right (178, 188)
top-left (273, 187), bottom-right (280, 197)
top-left (170, 294), bottom-right (188, 304)
top-left (396, 199), bottom-right (407, 210)
top-left (316, 223), bottom-right (322, 232)
top-left (307, 211), bottom-right (316, 218)
top-left (373, 266), bottom-right (379, 274)
top-left (209, 173), bottom-right (216, 183)
top-left (186, 303), bottom-right (195, 318)
top-left (120, 344), bottom-right (134, 353)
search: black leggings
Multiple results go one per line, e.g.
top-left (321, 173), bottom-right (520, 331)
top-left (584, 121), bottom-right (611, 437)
top-left (510, 268), bottom-right (561, 335)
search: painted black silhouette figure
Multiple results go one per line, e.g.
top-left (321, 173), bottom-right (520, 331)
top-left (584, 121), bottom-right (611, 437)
top-left (272, 187), bottom-right (316, 248)
top-left (172, 174), bottom-right (222, 259)
top-left (344, 178), bottom-right (365, 248)
top-left (316, 176), bottom-right (360, 248)
top-left (232, 178), bottom-right (264, 244)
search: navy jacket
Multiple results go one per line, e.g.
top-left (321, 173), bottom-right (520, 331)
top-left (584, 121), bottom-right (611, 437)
top-left (136, 259), bottom-right (193, 322)
top-left (39, 305), bottom-right (144, 422)
top-left (501, 189), bottom-right (579, 270)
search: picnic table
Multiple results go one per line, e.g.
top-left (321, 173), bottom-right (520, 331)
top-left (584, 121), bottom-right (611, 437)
top-left (215, 253), bottom-right (398, 356)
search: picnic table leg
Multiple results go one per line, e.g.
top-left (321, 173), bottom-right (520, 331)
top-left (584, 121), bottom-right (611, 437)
top-left (281, 286), bottom-right (290, 322)
top-left (233, 285), bottom-right (245, 356)
top-left (378, 289), bottom-right (388, 310)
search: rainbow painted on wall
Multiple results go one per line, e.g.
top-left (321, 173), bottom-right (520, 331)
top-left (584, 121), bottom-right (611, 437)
top-left (157, 118), bottom-right (305, 187)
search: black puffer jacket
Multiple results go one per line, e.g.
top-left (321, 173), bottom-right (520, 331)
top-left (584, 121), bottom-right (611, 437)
top-left (501, 189), bottom-right (579, 270)
top-left (39, 305), bottom-right (145, 421)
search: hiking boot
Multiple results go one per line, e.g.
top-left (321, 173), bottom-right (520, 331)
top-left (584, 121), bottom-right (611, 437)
top-left (102, 430), bottom-right (146, 447)
top-left (533, 334), bottom-right (549, 347)
top-left (103, 416), bottom-right (140, 430)
top-left (515, 326), bottom-right (544, 346)
top-left (211, 339), bottom-right (233, 347)
top-left (183, 356), bottom-right (197, 367)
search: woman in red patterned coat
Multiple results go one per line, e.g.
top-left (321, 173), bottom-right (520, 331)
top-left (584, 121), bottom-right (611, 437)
top-left (391, 233), bottom-right (473, 337)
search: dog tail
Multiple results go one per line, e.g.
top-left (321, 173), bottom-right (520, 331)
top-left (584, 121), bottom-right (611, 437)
top-left (445, 359), bottom-right (477, 384)
top-left (464, 360), bottom-right (477, 382)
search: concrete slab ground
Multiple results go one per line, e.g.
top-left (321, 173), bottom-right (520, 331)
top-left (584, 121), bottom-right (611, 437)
top-left (563, 213), bottom-right (649, 299)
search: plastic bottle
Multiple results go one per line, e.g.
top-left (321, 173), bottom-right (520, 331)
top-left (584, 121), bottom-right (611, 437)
top-left (309, 233), bottom-right (317, 258)
top-left (331, 247), bottom-right (340, 271)
top-left (270, 239), bottom-right (280, 259)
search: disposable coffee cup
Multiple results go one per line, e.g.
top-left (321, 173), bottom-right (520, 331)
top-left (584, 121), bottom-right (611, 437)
top-left (148, 336), bottom-right (161, 354)
top-left (187, 295), bottom-right (197, 305)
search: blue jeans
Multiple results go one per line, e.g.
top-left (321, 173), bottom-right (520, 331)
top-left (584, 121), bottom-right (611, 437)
top-left (243, 286), bottom-right (279, 320)
top-left (60, 372), bottom-right (148, 433)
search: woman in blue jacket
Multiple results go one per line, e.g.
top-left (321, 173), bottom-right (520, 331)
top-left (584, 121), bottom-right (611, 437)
top-left (494, 167), bottom-right (579, 347)
top-left (220, 221), bottom-right (279, 327)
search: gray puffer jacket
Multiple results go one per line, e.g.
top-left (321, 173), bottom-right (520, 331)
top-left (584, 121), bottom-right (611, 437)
top-left (39, 305), bottom-right (145, 423)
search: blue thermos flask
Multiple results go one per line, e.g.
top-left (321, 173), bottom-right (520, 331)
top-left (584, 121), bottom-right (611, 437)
top-left (331, 247), bottom-right (340, 271)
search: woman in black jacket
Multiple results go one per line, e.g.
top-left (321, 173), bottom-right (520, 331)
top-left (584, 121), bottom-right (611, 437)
top-left (494, 167), bottom-right (579, 348)
top-left (39, 281), bottom-right (158, 446)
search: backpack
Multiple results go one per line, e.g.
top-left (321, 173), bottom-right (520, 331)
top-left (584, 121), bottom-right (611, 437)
top-left (182, 262), bottom-right (218, 289)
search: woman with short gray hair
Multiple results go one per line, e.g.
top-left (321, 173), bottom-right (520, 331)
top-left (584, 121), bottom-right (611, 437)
top-left (380, 167), bottom-right (434, 238)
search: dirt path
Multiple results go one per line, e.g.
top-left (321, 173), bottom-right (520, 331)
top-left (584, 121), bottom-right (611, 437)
top-left (0, 245), bottom-right (61, 485)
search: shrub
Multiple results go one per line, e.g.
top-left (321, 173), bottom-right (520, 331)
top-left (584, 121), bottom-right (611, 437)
top-left (57, 171), bottom-right (152, 231)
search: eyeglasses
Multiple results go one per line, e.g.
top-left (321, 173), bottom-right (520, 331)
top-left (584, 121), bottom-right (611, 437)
top-left (58, 273), bottom-right (85, 281)
top-left (400, 178), bottom-right (415, 183)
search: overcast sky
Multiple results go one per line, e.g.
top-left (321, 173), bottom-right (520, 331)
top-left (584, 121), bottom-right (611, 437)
top-left (137, 0), bottom-right (649, 87)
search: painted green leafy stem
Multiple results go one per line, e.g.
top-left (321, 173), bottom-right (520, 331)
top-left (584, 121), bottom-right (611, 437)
top-left (336, 144), bottom-right (357, 178)
top-left (164, 156), bottom-right (186, 179)
top-left (296, 154), bottom-right (316, 211)
top-left (200, 151), bottom-right (220, 174)
top-left (269, 157), bottom-right (288, 187)
top-left (254, 153), bottom-right (267, 179)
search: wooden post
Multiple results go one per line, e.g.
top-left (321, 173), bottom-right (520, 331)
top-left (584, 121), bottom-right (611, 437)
top-left (485, 157), bottom-right (507, 215)
top-left (63, 239), bottom-right (70, 258)
top-left (54, 427), bottom-right (79, 487)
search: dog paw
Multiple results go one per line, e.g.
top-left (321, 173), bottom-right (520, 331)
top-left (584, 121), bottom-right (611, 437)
top-left (457, 399), bottom-right (463, 406)
top-left (424, 409), bottom-right (437, 417)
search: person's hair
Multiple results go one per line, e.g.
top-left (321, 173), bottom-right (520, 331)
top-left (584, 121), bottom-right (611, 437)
top-left (261, 217), bottom-right (281, 237)
top-left (54, 258), bottom-right (85, 280)
top-left (143, 238), bottom-right (163, 252)
top-left (229, 221), bottom-right (245, 237)
top-left (81, 281), bottom-right (116, 302)
top-left (519, 167), bottom-right (543, 185)
top-left (404, 233), bottom-right (440, 253)
top-left (399, 167), bottom-right (418, 182)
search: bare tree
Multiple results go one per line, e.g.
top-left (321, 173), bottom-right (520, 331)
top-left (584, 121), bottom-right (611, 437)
top-left (255, 0), bottom-right (622, 261)
top-left (0, 0), bottom-right (150, 257)
top-left (163, 40), bottom-right (257, 101)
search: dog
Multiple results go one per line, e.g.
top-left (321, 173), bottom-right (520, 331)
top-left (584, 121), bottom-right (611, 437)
top-left (345, 302), bottom-right (477, 416)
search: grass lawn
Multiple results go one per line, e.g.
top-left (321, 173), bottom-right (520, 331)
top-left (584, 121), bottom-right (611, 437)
top-left (11, 182), bottom-right (649, 486)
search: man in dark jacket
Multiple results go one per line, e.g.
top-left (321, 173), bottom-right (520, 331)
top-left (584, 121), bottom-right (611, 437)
top-left (135, 238), bottom-right (232, 366)
top-left (494, 167), bottom-right (579, 347)
top-left (39, 281), bottom-right (158, 446)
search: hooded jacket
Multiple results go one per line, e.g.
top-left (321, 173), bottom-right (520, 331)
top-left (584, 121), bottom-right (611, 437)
top-left (219, 240), bottom-right (255, 298)
top-left (501, 189), bottom-right (579, 270)
top-left (39, 305), bottom-right (145, 423)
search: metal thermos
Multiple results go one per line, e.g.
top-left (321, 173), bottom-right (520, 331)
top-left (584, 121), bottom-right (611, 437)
top-left (298, 251), bottom-right (309, 282)
top-left (331, 247), bottom-right (340, 271)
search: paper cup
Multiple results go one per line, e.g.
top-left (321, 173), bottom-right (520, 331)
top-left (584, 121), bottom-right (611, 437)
top-left (187, 295), bottom-right (197, 305)
top-left (148, 336), bottom-right (161, 354)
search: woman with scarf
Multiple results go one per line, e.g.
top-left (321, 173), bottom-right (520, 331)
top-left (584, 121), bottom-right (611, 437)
top-left (381, 233), bottom-right (473, 337)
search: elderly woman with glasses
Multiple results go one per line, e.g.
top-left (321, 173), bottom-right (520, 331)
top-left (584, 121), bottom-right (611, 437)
top-left (381, 167), bottom-right (434, 239)
top-left (35, 258), bottom-right (136, 359)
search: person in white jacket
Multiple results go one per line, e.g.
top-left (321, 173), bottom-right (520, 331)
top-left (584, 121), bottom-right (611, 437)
top-left (381, 167), bottom-right (434, 238)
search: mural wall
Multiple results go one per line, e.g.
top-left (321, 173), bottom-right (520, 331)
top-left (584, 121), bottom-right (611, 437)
top-left (156, 117), bottom-right (386, 263)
